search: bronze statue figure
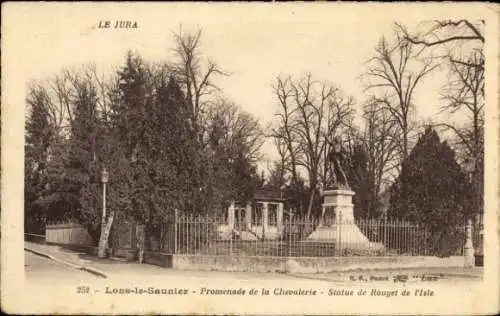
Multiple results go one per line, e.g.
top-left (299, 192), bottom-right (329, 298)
top-left (325, 136), bottom-right (349, 189)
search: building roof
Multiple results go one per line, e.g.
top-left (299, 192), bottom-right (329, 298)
top-left (253, 188), bottom-right (286, 202)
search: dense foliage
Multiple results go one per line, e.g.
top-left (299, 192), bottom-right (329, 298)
top-left (389, 127), bottom-right (473, 255)
top-left (24, 49), bottom-right (263, 245)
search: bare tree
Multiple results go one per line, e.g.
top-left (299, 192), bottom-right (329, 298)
top-left (363, 32), bottom-right (437, 162)
top-left (206, 99), bottom-right (264, 164)
top-left (398, 20), bottom-right (485, 219)
top-left (47, 71), bottom-right (74, 133)
top-left (398, 20), bottom-right (484, 171)
top-left (397, 20), bottom-right (484, 70)
top-left (271, 76), bottom-right (301, 188)
top-left (168, 28), bottom-right (229, 130)
top-left (272, 73), bottom-right (355, 219)
top-left (202, 99), bottom-right (264, 210)
top-left (439, 51), bottom-right (484, 159)
top-left (360, 101), bottom-right (400, 218)
top-left (83, 64), bottom-right (119, 125)
top-left (439, 52), bottom-right (484, 219)
top-left (266, 136), bottom-right (290, 188)
top-left (41, 64), bottom-right (112, 134)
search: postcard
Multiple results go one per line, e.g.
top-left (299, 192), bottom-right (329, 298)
top-left (1, 2), bottom-right (499, 315)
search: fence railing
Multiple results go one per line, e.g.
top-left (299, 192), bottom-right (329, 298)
top-left (144, 215), bottom-right (466, 258)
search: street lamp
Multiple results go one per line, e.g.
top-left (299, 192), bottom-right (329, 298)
top-left (101, 168), bottom-right (109, 228)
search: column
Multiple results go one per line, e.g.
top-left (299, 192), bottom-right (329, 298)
top-left (262, 202), bottom-right (269, 238)
top-left (277, 202), bottom-right (284, 231)
top-left (227, 202), bottom-right (235, 229)
top-left (245, 203), bottom-right (252, 230)
top-left (464, 219), bottom-right (474, 268)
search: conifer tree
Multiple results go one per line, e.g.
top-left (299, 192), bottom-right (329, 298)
top-left (66, 79), bottom-right (103, 239)
top-left (25, 86), bottom-right (55, 233)
top-left (105, 53), bottom-right (196, 252)
top-left (104, 52), bottom-right (156, 255)
top-left (389, 127), bottom-right (473, 255)
top-left (154, 76), bottom-right (197, 214)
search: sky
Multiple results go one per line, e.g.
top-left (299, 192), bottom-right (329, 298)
top-left (6, 3), bottom-right (486, 170)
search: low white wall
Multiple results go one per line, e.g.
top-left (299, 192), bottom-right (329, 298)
top-left (169, 255), bottom-right (468, 273)
top-left (45, 223), bottom-right (94, 246)
top-left (217, 224), bottom-right (283, 240)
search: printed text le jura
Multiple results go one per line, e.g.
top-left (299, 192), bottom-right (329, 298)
top-left (98, 20), bottom-right (138, 29)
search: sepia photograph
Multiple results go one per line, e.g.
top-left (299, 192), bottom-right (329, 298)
top-left (1, 2), bottom-right (498, 315)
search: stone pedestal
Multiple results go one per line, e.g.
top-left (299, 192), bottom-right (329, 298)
top-left (307, 189), bottom-right (378, 251)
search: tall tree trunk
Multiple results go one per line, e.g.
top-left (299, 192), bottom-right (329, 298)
top-left (305, 187), bottom-right (316, 220)
top-left (472, 106), bottom-right (482, 216)
top-left (401, 125), bottom-right (409, 219)
top-left (97, 211), bottom-right (115, 258)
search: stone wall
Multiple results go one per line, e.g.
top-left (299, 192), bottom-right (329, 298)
top-left (143, 253), bottom-right (466, 273)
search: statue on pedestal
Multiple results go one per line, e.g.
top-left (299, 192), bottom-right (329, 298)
top-left (325, 136), bottom-right (349, 190)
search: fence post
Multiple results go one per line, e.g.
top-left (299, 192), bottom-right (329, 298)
top-left (383, 217), bottom-right (388, 255)
top-left (403, 220), bottom-right (407, 254)
top-left (424, 228), bottom-right (428, 256)
top-left (174, 209), bottom-right (178, 254)
top-left (464, 219), bottom-right (475, 268)
top-left (205, 213), bottom-right (209, 255)
top-left (288, 216), bottom-right (292, 259)
top-left (230, 213), bottom-right (233, 255)
top-left (186, 214), bottom-right (191, 254)
top-left (337, 209), bottom-right (342, 257)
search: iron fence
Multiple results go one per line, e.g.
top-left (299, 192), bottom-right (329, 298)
top-left (144, 215), bottom-right (466, 257)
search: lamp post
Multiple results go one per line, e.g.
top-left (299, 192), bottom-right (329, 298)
top-left (97, 167), bottom-right (110, 259)
top-left (101, 168), bottom-right (109, 229)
